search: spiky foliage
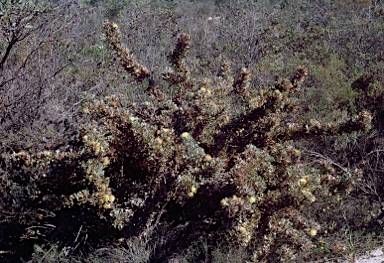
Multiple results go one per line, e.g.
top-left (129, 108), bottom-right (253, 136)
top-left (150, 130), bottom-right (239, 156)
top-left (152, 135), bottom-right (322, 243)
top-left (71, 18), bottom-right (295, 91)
top-left (1, 21), bottom-right (372, 262)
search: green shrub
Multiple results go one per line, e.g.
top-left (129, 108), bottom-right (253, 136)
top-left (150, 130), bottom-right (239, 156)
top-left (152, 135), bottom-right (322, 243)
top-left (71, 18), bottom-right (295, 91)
top-left (1, 20), bottom-right (373, 262)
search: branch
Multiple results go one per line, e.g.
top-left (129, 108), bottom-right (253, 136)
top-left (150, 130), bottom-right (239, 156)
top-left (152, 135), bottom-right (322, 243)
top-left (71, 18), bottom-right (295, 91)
top-left (103, 20), bottom-right (151, 83)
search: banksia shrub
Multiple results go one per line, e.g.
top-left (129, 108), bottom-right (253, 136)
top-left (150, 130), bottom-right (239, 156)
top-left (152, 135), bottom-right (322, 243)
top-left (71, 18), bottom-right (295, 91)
top-left (1, 21), bottom-right (372, 262)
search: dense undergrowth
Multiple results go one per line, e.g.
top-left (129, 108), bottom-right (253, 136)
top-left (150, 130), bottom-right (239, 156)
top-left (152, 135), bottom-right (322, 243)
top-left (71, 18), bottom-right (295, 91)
top-left (1, 0), bottom-right (384, 262)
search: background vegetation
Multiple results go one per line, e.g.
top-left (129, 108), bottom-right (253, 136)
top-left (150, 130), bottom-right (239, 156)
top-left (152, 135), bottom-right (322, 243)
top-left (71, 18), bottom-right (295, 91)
top-left (0, 0), bottom-right (383, 262)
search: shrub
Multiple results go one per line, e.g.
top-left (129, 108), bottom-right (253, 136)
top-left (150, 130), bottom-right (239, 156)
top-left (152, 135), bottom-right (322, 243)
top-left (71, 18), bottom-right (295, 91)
top-left (352, 71), bottom-right (384, 128)
top-left (347, 70), bottom-right (384, 204)
top-left (1, 20), bottom-right (372, 262)
top-left (0, 0), bottom-right (101, 153)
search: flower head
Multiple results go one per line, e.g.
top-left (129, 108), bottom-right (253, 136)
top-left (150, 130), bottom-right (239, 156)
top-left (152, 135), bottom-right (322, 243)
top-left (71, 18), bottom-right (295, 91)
top-left (205, 154), bottom-right (212, 161)
top-left (239, 226), bottom-right (247, 234)
top-left (83, 107), bottom-right (89, 114)
top-left (309, 229), bottom-right (317, 236)
top-left (103, 203), bottom-right (112, 209)
top-left (220, 199), bottom-right (228, 206)
top-left (249, 196), bottom-right (256, 204)
top-left (297, 178), bottom-right (307, 186)
top-left (102, 157), bottom-right (110, 165)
